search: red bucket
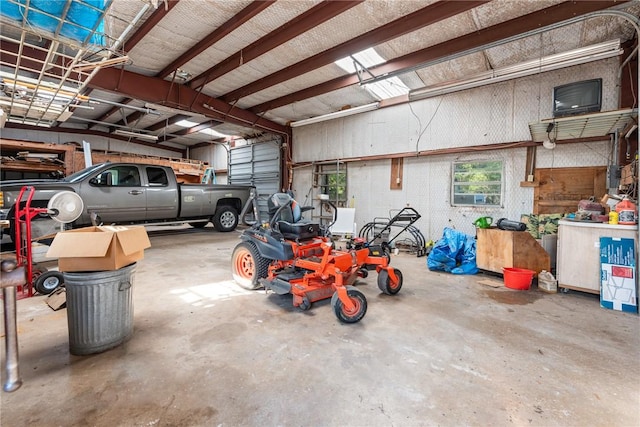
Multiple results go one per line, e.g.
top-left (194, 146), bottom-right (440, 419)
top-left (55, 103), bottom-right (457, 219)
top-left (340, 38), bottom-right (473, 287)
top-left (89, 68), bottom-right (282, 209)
top-left (503, 267), bottom-right (535, 290)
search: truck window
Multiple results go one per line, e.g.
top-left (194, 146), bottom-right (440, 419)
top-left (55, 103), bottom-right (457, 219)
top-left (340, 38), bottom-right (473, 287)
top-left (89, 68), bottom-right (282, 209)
top-left (114, 166), bottom-right (141, 186)
top-left (147, 167), bottom-right (169, 186)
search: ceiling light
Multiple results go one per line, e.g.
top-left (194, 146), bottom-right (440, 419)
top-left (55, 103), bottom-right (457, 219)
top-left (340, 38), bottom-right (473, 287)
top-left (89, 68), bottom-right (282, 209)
top-left (199, 128), bottom-right (228, 138)
top-left (113, 129), bottom-right (159, 141)
top-left (542, 139), bottom-right (556, 149)
top-left (290, 102), bottom-right (380, 128)
top-left (176, 119), bottom-right (200, 128)
top-left (144, 103), bottom-right (204, 117)
top-left (409, 40), bottom-right (622, 101)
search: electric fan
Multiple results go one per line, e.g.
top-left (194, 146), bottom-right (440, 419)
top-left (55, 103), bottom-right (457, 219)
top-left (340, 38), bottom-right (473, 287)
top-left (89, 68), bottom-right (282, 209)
top-left (31, 191), bottom-right (84, 295)
top-left (47, 191), bottom-right (84, 224)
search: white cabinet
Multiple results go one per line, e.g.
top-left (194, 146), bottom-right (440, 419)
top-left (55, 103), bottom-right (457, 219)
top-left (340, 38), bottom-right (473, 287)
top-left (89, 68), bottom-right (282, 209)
top-left (557, 220), bottom-right (637, 294)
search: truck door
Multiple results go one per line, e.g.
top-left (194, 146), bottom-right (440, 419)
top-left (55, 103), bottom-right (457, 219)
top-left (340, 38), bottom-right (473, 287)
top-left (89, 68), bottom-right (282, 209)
top-left (143, 166), bottom-right (179, 220)
top-left (80, 164), bottom-right (147, 223)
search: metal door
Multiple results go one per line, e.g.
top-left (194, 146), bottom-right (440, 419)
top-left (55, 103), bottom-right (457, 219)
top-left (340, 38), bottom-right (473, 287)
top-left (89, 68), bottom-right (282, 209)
top-left (229, 140), bottom-right (281, 222)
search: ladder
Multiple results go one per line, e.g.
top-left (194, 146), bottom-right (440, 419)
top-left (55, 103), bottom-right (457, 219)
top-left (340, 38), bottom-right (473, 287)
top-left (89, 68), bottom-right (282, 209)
top-left (201, 168), bottom-right (217, 184)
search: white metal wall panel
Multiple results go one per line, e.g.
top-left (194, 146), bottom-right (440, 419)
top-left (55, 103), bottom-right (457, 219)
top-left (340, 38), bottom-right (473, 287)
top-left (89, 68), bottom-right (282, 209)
top-left (292, 58), bottom-right (620, 164)
top-left (229, 140), bottom-right (282, 221)
top-left (290, 59), bottom-right (620, 242)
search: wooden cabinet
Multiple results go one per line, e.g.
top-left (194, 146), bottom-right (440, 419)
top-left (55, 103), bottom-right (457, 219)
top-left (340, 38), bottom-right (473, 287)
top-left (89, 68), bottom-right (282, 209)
top-left (557, 220), bottom-right (637, 294)
top-left (476, 228), bottom-right (550, 275)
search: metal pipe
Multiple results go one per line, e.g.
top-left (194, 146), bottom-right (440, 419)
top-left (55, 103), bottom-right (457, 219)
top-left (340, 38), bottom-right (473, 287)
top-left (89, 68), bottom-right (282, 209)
top-left (1, 260), bottom-right (25, 393)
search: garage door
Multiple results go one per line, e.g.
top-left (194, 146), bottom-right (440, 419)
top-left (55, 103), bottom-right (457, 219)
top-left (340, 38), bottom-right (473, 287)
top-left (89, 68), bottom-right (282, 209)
top-left (229, 140), bottom-right (281, 222)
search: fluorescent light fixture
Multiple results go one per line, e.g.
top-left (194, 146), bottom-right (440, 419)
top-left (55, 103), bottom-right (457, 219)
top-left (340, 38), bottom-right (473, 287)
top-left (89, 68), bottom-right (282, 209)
top-left (290, 102), bottom-right (380, 128)
top-left (199, 128), bottom-right (229, 138)
top-left (175, 119), bottom-right (200, 128)
top-left (409, 39), bottom-right (622, 101)
top-left (113, 129), bottom-right (159, 141)
top-left (144, 103), bottom-right (204, 117)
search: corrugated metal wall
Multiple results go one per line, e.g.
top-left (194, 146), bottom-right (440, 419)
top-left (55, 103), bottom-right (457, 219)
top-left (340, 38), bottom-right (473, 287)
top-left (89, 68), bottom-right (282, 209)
top-left (229, 139), bottom-right (282, 221)
top-left (290, 59), bottom-right (619, 242)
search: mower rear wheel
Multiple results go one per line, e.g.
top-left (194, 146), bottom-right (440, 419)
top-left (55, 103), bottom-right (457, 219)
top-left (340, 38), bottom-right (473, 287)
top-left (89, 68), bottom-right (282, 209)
top-left (231, 242), bottom-right (270, 290)
top-left (331, 286), bottom-right (367, 323)
top-left (377, 268), bottom-right (403, 295)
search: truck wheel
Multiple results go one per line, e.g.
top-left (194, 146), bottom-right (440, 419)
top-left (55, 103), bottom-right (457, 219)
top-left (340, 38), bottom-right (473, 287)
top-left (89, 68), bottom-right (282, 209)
top-left (213, 206), bottom-right (238, 232)
top-left (232, 241), bottom-right (270, 290)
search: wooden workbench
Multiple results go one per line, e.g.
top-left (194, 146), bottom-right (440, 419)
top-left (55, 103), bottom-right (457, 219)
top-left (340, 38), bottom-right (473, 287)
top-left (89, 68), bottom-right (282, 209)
top-left (476, 227), bottom-right (551, 275)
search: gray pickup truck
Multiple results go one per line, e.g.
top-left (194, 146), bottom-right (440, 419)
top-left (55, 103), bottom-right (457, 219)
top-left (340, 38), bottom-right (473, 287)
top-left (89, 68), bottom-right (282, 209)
top-left (0, 162), bottom-right (256, 237)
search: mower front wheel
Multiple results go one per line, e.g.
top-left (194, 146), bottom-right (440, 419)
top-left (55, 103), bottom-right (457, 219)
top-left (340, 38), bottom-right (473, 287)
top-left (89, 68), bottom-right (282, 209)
top-left (331, 286), bottom-right (367, 323)
top-left (377, 268), bottom-right (403, 295)
top-left (299, 296), bottom-right (311, 311)
top-left (231, 242), bottom-right (270, 290)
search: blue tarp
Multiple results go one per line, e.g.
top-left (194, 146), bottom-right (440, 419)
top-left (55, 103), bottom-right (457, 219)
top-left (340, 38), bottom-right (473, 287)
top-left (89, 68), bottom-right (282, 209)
top-left (1, 0), bottom-right (106, 45)
top-left (427, 227), bottom-right (478, 275)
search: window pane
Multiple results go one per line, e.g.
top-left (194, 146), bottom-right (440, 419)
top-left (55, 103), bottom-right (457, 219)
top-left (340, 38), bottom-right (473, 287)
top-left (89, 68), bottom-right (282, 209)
top-left (451, 160), bottom-right (503, 206)
top-left (147, 167), bottom-right (168, 186)
top-left (319, 164), bottom-right (347, 206)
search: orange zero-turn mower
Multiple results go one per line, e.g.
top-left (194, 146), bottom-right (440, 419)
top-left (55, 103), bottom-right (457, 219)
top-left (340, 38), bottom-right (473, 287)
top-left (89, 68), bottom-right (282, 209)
top-left (231, 193), bottom-right (403, 323)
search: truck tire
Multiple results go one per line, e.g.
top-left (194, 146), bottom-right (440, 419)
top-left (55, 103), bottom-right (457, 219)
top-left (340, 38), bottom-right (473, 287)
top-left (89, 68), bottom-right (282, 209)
top-left (213, 206), bottom-right (238, 232)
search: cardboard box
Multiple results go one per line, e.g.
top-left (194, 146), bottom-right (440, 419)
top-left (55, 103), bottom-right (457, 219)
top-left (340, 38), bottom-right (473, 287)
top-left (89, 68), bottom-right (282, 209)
top-left (46, 226), bottom-right (151, 272)
top-left (46, 288), bottom-right (66, 311)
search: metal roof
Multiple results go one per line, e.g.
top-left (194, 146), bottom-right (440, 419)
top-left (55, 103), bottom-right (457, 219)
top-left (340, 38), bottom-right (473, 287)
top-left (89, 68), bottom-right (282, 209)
top-left (0, 0), bottom-right (638, 151)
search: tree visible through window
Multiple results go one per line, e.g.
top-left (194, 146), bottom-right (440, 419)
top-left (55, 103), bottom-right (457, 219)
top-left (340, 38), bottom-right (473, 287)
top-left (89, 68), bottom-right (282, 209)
top-left (452, 160), bottom-right (502, 206)
top-left (316, 163), bottom-right (347, 207)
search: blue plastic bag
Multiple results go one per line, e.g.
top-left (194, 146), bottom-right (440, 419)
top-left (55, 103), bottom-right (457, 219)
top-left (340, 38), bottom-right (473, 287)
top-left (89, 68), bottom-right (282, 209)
top-left (427, 227), bottom-right (478, 275)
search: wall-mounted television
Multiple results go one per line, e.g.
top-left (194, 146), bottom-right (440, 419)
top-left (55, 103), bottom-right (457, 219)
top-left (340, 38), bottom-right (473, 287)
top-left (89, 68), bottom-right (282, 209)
top-left (553, 78), bottom-right (602, 118)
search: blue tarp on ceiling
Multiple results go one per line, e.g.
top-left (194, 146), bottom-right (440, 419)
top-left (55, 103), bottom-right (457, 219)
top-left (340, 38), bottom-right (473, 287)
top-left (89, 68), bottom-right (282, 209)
top-left (0, 0), bottom-right (107, 45)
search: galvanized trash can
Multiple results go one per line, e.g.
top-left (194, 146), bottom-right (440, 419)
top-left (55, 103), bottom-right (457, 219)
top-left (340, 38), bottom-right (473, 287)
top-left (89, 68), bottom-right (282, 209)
top-left (63, 263), bottom-right (135, 355)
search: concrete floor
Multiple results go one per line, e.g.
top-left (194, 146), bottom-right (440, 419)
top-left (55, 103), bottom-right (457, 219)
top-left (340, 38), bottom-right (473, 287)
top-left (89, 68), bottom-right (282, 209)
top-left (1, 225), bottom-right (639, 426)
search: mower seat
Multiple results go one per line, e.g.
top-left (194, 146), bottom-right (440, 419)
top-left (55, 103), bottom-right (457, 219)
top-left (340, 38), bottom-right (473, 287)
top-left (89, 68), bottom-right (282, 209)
top-left (268, 193), bottom-right (320, 241)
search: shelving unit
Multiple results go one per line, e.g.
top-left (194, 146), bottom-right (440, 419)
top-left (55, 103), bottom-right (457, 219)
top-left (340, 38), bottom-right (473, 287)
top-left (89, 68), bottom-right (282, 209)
top-left (311, 162), bottom-right (348, 227)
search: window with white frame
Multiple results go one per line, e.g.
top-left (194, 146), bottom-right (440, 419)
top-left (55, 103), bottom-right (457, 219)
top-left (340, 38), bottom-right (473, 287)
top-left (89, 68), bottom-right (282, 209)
top-left (451, 160), bottom-right (503, 206)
